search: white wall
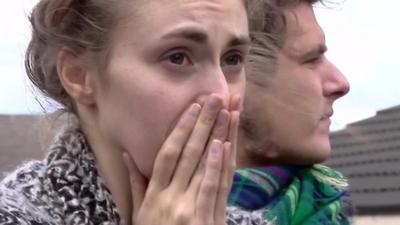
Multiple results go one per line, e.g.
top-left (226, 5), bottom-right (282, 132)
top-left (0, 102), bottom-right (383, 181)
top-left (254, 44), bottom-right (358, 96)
top-left (354, 215), bottom-right (400, 225)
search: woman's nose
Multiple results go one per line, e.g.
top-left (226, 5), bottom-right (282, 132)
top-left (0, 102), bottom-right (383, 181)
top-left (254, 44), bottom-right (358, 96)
top-left (197, 68), bottom-right (231, 109)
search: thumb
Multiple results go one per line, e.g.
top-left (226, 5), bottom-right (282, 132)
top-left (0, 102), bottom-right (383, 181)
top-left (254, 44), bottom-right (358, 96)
top-left (123, 152), bottom-right (147, 220)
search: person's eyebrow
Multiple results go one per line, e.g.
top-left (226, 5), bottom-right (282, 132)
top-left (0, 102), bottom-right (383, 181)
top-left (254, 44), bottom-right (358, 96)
top-left (160, 27), bottom-right (250, 48)
top-left (161, 27), bottom-right (208, 43)
top-left (227, 35), bottom-right (251, 48)
top-left (302, 44), bottom-right (327, 60)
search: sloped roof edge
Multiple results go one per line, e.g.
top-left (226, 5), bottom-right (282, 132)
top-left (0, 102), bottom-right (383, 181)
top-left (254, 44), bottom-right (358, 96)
top-left (333, 105), bottom-right (400, 131)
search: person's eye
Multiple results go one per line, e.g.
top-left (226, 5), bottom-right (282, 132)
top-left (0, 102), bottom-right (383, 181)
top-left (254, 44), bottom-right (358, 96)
top-left (223, 53), bottom-right (243, 66)
top-left (160, 50), bottom-right (195, 74)
top-left (164, 52), bottom-right (191, 66)
top-left (304, 54), bottom-right (323, 65)
top-left (168, 53), bottom-right (187, 65)
top-left (221, 51), bottom-right (245, 76)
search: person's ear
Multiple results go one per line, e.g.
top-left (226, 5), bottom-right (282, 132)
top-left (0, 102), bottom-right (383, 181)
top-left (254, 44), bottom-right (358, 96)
top-left (57, 49), bottom-right (96, 106)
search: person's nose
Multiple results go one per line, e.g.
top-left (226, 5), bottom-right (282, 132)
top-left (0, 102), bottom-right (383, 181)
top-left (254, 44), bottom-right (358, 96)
top-left (323, 59), bottom-right (350, 101)
top-left (197, 67), bottom-right (231, 109)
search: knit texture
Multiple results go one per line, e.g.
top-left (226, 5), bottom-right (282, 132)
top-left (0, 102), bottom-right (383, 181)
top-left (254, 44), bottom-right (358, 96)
top-left (227, 165), bottom-right (353, 225)
top-left (0, 127), bottom-right (121, 225)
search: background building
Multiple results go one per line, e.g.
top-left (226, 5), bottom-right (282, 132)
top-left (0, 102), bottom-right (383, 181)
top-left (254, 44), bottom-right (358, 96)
top-left (326, 105), bottom-right (400, 224)
top-left (0, 114), bottom-right (64, 177)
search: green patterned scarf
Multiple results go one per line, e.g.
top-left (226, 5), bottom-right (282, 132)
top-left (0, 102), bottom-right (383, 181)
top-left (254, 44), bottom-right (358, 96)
top-left (228, 165), bottom-right (353, 224)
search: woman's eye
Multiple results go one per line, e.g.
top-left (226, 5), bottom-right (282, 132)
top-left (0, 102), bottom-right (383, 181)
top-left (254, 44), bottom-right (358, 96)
top-left (160, 50), bottom-right (195, 74)
top-left (168, 53), bottom-right (188, 65)
top-left (223, 54), bottom-right (242, 66)
top-left (221, 52), bottom-right (245, 76)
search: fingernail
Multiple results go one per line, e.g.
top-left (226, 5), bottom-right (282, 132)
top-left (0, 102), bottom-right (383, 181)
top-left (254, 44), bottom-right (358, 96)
top-left (210, 139), bottom-right (222, 157)
top-left (189, 103), bottom-right (201, 117)
top-left (232, 111), bottom-right (240, 120)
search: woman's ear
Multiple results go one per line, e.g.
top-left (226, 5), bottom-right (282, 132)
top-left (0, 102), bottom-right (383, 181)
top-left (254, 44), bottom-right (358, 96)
top-left (57, 49), bottom-right (96, 106)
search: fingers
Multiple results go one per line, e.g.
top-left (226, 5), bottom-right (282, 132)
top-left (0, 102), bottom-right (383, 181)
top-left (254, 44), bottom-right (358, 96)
top-left (150, 103), bottom-right (201, 189)
top-left (227, 111), bottom-right (239, 179)
top-left (196, 139), bottom-right (224, 221)
top-left (171, 94), bottom-right (223, 190)
top-left (228, 94), bottom-right (241, 179)
top-left (187, 109), bottom-right (230, 196)
top-left (189, 95), bottom-right (240, 206)
top-left (214, 142), bottom-right (232, 225)
top-left (186, 160), bottom-right (205, 204)
top-left (229, 94), bottom-right (242, 112)
top-left (123, 152), bottom-right (147, 220)
top-left (228, 93), bottom-right (241, 160)
top-left (210, 109), bottom-right (231, 142)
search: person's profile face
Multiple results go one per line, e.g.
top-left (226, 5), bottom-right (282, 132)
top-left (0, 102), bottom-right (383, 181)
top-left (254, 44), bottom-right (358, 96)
top-left (242, 2), bottom-right (349, 166)
top-left (92, 0), bottom-right (249, 177)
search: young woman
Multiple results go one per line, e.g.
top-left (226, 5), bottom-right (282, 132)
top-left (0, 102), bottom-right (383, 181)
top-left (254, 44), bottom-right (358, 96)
top-left (0, 0), bottom-right (251, 224)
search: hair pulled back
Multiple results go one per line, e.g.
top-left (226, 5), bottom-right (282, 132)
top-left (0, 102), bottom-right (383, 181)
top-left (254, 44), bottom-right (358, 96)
top-left (25, 0), bottom-right (121, 112)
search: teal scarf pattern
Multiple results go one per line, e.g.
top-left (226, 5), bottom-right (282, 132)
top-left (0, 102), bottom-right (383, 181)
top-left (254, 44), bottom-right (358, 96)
top-left (228, 165), bottom-right (353, 225)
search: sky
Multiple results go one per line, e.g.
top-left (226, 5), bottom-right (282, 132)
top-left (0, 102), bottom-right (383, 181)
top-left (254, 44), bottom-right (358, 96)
top-left (1, 0), bottom-right (400, 131)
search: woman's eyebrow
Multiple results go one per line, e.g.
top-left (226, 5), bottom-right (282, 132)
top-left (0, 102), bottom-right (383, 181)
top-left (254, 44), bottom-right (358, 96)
top-left (160, 27), bottom-right (250, 48)
top-left (227, 35), bottom-right (251, 48)
top-left (161, 27), bottom-right (208, 43)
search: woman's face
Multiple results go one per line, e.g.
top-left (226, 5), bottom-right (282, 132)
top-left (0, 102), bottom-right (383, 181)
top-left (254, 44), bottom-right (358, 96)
top-left (92, 0), bottom-right (249, 177)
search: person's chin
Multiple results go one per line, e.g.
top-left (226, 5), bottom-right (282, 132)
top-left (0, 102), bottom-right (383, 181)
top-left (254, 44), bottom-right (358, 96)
top-left (286, 139), bottom-right (331, 165)
top-left (317, 117), bottom-right (332, 135)
top-left (309, 138), bottom-right (332, 163)
top-left (304, 123), bottom-right (333, 163)
top-left (310, 150), bottom-right (331, 164)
